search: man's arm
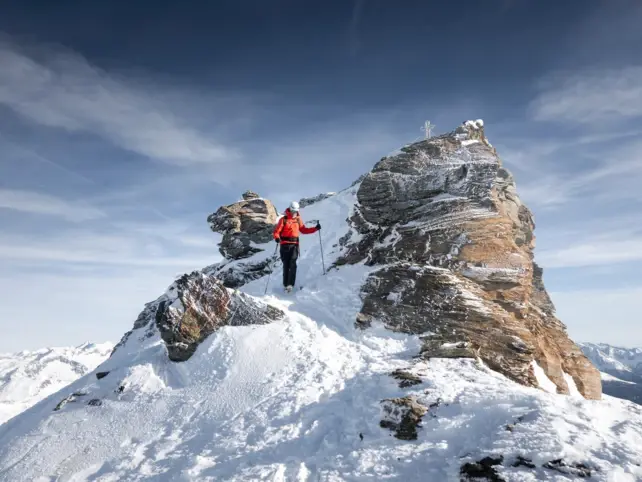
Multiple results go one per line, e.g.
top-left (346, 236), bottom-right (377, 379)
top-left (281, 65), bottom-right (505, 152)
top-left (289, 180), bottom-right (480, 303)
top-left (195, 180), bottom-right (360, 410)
top-left (298, 218), bottom-right (318, 234)
top-left (273, 217), bottom-right (284, 240)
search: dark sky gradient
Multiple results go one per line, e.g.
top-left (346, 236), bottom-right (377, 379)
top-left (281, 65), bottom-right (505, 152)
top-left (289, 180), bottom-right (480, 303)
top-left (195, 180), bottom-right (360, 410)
top-left (0, 0), bottom-right (608, 106)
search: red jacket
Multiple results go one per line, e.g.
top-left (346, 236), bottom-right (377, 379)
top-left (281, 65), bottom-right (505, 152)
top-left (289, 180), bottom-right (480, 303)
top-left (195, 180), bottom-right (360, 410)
top-left (273, 208), bottom-right (317, 244)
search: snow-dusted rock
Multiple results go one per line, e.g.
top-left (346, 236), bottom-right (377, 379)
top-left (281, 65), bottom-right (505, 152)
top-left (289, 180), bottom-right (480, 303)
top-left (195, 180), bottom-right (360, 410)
top-left (340, 121), bottom-right (601, 400)
top-left (380, 395), bottom-right (428, 440)
top-left (241, 190), bottom-right (260, 201)
top-left (299, 192), bottom-right (336, 208)
top-left (206, 256), bottom-right (277, 289)
top-left (207, 192), bottom-right (278, 259)
top-left (0, 343), bottom-right (112, 425)
top-left (115, 271), bottom-right (284, 362)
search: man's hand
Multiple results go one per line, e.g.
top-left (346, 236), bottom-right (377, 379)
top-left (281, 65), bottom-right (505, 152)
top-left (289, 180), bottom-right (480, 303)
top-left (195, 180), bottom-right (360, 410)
top-left (275, 238), bottom-right (280, 244)
top-left (316, 223), bottom-right (321, 231)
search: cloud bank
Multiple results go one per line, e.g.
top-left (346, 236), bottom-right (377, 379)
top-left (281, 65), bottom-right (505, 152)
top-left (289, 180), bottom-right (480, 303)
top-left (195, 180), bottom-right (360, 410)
top-left (0, 39), bottom-right (235, 165)
top-left (530, 65), bottom-right (642, 123)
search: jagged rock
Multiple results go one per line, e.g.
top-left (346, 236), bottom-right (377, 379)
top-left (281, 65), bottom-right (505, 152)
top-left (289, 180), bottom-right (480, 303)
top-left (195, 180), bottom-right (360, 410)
top-left (207, 192), bottom-right (278, 260)
top-left (512, 456), bottom-right (535, 469)
top-left (111, 271), bottom-right (285, 363)
top-left (341, 121), bottom-right (601, 400)
top-left (543, 459), bottom-right (594, 478)
top-left (242, 190), bottom-right (260, 200)
top-left (95, 371), bottom-right (109, 380)
top-left (299, 192), bottom-right (336, 208)
top-left (460, 456), bottom-right (505, 482)
top-left (53, 391), bottom-right (87, 412)
top-left (152, 272), bottom-right (284, 361)
top-left (380, 396), bottom-right (427, 440)
top-left (391, 369), bottom-right (422, 388)
top-left (205, 256), bottom-right (277, 289)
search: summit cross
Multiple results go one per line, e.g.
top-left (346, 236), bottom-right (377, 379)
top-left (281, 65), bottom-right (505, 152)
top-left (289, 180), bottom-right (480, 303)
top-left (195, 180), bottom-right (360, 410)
top-left (422, 121), bottom-right (435, 139)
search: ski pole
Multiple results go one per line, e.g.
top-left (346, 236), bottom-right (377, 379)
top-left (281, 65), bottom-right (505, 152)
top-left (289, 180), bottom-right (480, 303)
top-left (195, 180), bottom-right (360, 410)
top-left (318, 229), bottom-right (326, 275)
top-left (264, 243), bottom-right (279, 295)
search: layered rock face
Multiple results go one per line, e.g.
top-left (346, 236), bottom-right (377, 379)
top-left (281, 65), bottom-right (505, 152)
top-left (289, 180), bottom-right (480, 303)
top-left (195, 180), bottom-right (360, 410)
top-left (206, 191), bottom-right (280, 288)
top-left (299, 192), bottom-right (336, 208)
top-left (115, 272), bottom-right (284, 362)
top-left (341, 121), bottom-right (601, 399)
top-left (207, 190), bottom-right (278, 260)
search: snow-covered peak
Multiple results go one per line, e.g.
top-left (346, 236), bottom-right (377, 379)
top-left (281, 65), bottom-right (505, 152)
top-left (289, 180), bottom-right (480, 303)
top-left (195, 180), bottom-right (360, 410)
top-left (464, 118), bottom-right (484, 129)
top-left (0, 342), bottom-right (112, 425)
top-left (0, 123), bottom-right (641, 481)
top-left (580, 342), bottom-right (642, 378)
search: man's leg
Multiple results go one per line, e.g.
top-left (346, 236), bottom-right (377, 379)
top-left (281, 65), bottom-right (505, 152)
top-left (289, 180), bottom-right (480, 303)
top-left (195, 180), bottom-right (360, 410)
top-left (280, 244), bottom-right (290, 287)
top-left (288, 244), bottom-right (299, 287)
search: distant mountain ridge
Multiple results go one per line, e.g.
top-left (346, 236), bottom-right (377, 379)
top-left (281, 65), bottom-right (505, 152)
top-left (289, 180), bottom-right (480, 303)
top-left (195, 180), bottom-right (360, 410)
top-left (579, 342), bottom-right (642, 405)
top-left (579, 343), bottom-right (642, 382)
top-left (0, 342), bottom-right (113, 425)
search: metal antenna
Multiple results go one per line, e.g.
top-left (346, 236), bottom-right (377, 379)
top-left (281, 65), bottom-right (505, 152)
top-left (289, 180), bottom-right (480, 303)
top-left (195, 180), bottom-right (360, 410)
top-left (421, 121), bottom-right (436, 139)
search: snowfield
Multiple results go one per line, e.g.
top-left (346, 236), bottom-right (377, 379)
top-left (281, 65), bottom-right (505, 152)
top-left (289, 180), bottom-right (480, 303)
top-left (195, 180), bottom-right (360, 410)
top-left (0, 343), bottom-right (112, 426)
top-left (0, 188), bottom-right (641, 481)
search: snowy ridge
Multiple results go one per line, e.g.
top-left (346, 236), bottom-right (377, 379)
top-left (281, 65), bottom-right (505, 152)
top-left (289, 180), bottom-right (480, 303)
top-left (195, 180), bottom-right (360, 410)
top-left (580, 343), bottom-right (642, 377)
top-left (0, 132), bottom-right (641, 480)
top-left (0, 342), bottom-right (112, 425)
top-left (0, 187), bottom-right (640, 481)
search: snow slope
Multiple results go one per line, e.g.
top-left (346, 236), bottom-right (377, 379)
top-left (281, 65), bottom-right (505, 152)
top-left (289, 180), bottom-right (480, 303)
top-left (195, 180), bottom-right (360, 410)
top-left (0, 189), bottom-right (641, 481)
top-left (0, 343), bottom-right (113, 425)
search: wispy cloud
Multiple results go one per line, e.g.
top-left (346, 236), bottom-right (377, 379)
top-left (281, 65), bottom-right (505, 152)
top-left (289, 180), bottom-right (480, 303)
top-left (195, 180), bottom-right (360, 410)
top-left (539, 239), bottom-right (642, 269)
top-left (530, 65), bottom-right (642, 123)
top-left (523, 155), bottom-right (642, 208)
top-left (0, 133), bottom-right (97, 185)
top-left (0, 227), bottom-right (219, 268)
top-left (0, 189), bottom-right (105, 222)
top-left (537, 225), bottom-right (642, 269)
top-left (0, 37), bottom-right (236, 166)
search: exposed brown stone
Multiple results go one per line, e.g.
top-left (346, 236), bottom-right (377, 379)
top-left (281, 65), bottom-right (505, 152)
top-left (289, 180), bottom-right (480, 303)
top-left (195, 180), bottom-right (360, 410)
top-left (154, 272), bottom-right (284, 361)
top-left (380, 396), bottom-right (428, 440)
top-left (342, 121), bottom-right (601, 399)
top-left (208, 193), bottom-right (278, 259)
top-left (391, 369), bottom-right (423, 388)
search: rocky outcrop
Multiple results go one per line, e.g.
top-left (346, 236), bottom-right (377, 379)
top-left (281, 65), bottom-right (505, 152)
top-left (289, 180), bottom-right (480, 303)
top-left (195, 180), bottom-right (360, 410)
top-left (299, 192), bottom-right (336, 208)
top-left (207, 192), bottom-right (278, 260)
top-left (340, 120), bottom-right (601, 399)
top-left (460, 456), bottom-right (505, 482)
top-left (115, 272), bottom-right (284, 362)
top-left (206, 257), bottom-right (277, 289)
top-left (159, 272), bottom-right (283, 361)
top-left (459, 455), bottom-right (596, 480)
top-left (380, 396), bottom-right (428, 440)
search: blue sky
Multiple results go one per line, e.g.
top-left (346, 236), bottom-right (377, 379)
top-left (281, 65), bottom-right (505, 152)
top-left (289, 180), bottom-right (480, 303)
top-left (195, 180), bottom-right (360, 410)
top-left (0, 0), bottom-right (641, 352)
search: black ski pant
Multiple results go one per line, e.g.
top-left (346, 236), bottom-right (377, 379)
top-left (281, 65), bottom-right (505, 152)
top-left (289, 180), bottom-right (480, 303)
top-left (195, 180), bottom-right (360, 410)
top-left (280, 243), bottom-right (299, 287)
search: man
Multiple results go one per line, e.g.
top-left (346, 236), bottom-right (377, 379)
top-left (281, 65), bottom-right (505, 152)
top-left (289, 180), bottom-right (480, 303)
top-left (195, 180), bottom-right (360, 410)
top-left (273, 201), bottom-right (321, 292)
